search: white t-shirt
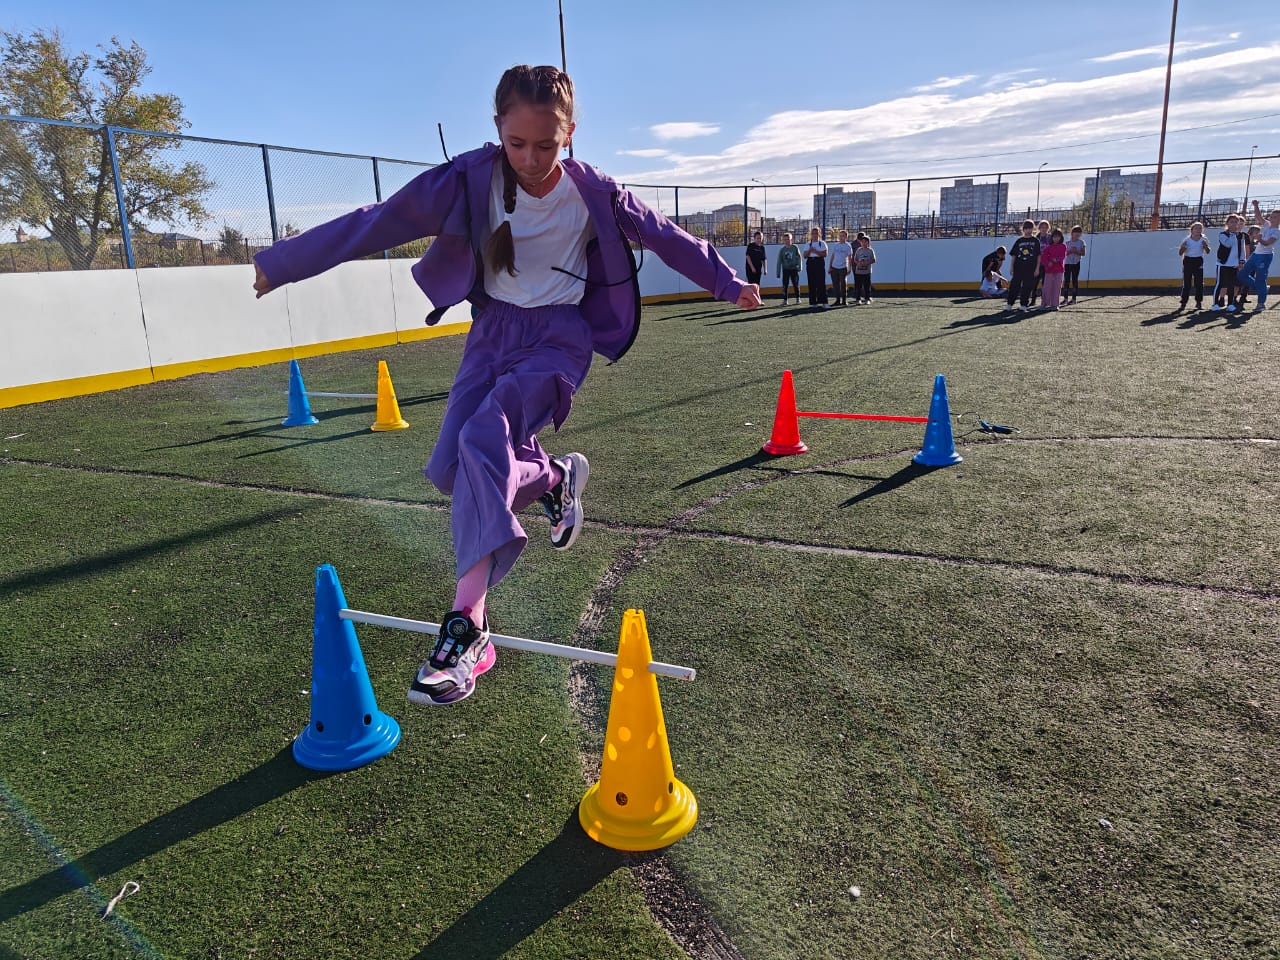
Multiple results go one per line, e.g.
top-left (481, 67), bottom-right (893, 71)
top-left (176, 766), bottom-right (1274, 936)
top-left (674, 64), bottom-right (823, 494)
top-left (1258, 224), bottom-right (1279, 257)
top-left (805, 239), bottom-right (828, 260)
top-left (828, 241), bottom-right (853, 269)
top-left (484, 164), bottom-right (595, 307)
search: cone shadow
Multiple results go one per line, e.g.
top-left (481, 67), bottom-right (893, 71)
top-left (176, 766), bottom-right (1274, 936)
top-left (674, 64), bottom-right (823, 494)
top-left (841, 461), bottom-right (939, 507)
top-left (0, 747), bottom-right (323, 923)
top-left (674, 450), bottom-right (774, 490)
top-left (412, 812), bottom-right (624, 959)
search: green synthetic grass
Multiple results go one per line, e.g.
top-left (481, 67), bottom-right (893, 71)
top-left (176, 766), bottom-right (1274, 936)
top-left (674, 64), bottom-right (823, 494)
top-left (2, 293), bottom-right (1278, 959)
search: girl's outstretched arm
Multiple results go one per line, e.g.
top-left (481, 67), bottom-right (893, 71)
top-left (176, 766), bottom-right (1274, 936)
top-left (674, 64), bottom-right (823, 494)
top-left (615, 188), bottom-right (752, 306)
top-left (253, 161), bottom-right (463, 291)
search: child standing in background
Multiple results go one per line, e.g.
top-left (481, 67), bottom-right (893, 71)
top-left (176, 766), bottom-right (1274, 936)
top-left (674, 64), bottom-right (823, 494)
top-left (1006, 220), bottom-right (1041, 312)
top-left (828, 230), bottom-right (853, 306)
top-left (1177, 221), bottom-right (1211, 310)
top-left (1212, 215), bottom-right (1243, 313)
top-left (804, 227), bottom-right (829, 308)
top-left (851, 233), bottom-right (876, 304)
top-left (1031, 220), bottom-right (1051, 305)
top-left (1063, 226), bottom-right (1086, 305)
top-left (776, 232), bottom-right (801, 305)
top-left (253, 64), bottom-right (760, 706)
top-left (1238, 200), bottom-right (1279, 312)
top-left (745, 230), bottom-right (767, 290)
top-left (1238, 224), bottom-right (1261, 310)
top-left (1039, 228), bottom-right (1067, 311)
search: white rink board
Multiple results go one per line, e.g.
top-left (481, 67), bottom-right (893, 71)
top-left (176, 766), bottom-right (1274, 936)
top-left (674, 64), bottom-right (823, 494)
top-left (137, 264), bottom-right (293, 367)
top-left (0, 270), bottom-right (151, 384)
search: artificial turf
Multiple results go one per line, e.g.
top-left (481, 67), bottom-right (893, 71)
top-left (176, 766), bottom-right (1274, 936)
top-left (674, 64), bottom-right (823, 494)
top-left (1, 293), bottom-right (1277, 959)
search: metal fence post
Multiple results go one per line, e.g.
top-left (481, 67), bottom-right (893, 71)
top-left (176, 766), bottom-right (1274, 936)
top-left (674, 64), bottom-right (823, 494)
top-left (262, 145), bottom-right (280, 242)
top-left (904, 180), bottom-right (911, 240)
top-left (373, 157), bottom-right (388, 259)
top-left (1089, 168), bottom-right (1101, 235)
top-left (1196, 160), bottom-right (1207, 222)
top-left (992, 174), bottom-right (1002, 236)
top-left (104, 126), bottom-right (135, 269)
top-left (743, 186), bottom-right (749, 246)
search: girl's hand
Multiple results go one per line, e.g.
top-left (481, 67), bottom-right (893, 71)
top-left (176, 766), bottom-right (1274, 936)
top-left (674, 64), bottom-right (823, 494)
top-left (253, 264), bottom-right (274, 299)
top-left (737, 284), bottom-right (762, 309)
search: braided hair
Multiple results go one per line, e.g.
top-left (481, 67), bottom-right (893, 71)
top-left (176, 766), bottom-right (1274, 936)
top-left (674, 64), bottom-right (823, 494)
top-left (485, 65), bottom-right (577, 277)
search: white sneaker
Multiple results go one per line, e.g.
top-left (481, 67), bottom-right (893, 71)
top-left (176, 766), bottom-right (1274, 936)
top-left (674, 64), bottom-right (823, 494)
top-left (540, 452), bottom-right (589, 550)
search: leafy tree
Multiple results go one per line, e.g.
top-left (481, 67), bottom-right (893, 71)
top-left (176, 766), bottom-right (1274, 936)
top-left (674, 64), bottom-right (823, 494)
top-left (0, 29), bottom-right (213, 269)
top-left (1065, 184), bottom-right (1133, 234)
top-left (218, 223), bottom-right (247, 263)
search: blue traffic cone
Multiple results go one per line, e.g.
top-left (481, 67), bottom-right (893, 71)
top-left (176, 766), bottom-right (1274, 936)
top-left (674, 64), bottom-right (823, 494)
top-left (912, 374), bottom-right (963, 467)
top-left (282, 359), bottom-right (319, 426)
top-left (293, 564), bottom-right (401, 771)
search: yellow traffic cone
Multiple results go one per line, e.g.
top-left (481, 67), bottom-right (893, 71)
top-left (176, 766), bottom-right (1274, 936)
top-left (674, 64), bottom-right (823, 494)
top-left (578, 609), bottom-right (698, 851)
top-left (370, 360), bottom-right (409, 432)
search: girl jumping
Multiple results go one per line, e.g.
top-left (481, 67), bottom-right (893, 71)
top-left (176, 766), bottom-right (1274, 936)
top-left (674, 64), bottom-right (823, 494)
top-left (253, 64), bottom-right (761, 705)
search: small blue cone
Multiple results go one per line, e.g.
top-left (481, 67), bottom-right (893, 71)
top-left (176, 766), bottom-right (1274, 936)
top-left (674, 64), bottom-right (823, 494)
top-left (293, 564), bottom-right (401, 771)
top-left (282, 359), bottom-right (319, 427)
top-left (912, 374), bottom-right (963, 467)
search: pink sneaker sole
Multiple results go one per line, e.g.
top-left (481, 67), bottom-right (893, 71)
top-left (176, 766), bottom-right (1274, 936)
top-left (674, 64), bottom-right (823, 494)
top-left (410, 642), bottom-right (497, 706)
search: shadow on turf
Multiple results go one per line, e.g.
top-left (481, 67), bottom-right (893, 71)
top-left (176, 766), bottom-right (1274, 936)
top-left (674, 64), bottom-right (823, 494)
top-left (841, 461), bottom-right (940, 507)
top-left (944, 308), bottom-right (1027, 329)
top-left (413, 811), bottom-right (625, 960)
top-left (0, 507), bottom-right (309, 599)
top-left (146, 391), bottom-right (449, 452)
top-left (674, 450), bottom-right (775, 489)
top-left (0, 746), bottom-right (326, 923)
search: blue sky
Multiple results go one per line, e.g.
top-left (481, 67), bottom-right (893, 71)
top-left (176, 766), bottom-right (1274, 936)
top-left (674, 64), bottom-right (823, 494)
top-left (6, 1), bottom-right (1280, 218)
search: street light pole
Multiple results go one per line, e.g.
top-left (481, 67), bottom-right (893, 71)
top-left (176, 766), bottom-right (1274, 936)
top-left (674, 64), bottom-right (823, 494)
top-left (751, 177), bottom-right (767, 224)
top-left (1150, 0), bottom-right (1178, 230)
top-left (1243, 145), bottom-right (1258, 209)
top-left (1037, 162), bottom-right (1048, 214)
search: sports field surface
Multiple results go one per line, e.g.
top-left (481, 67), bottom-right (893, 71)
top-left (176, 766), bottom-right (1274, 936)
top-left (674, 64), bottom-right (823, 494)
top-left (2, 293), bottom-right (1278, 959)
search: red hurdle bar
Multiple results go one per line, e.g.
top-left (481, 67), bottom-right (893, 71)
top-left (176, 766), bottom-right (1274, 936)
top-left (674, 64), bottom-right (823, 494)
top-left (796, 411), bottom-right (929, 423)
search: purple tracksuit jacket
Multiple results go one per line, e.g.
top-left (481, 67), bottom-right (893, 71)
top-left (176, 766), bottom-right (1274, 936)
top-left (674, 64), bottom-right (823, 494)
top-left (255, 143), bottom-right (747, 587)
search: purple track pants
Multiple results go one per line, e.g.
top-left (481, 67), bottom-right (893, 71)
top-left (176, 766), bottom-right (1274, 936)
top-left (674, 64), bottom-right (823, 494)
top-left (425, 300), bottom-right (593, 587)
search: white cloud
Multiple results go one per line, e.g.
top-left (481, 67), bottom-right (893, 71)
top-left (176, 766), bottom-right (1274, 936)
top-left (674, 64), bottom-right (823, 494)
top-left (617, 148), bottom-right (669, 158)
top-left (1090, 39), bottom-right (1233, 63)
top-left (650, 121), bottom-right (720, 141)
top-left (912, 75), bottom-right (976, 92)
top-left (617, 42), bottom-right (1280, 199)
top-left (983, 68), bottom-right (1037, 90)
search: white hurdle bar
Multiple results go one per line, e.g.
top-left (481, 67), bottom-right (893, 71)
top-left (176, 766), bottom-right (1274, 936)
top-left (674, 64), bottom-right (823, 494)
top-left (338, 608), bottom-right (697, 681)
top-left (302, 391), bottom-right (378, 399)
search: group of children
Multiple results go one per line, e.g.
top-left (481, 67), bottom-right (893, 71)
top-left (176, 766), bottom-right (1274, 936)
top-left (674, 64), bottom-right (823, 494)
top-left (1183, 200), bottom-right (1279, 313)
top-left (754, 228), bottom-right (877, 307)
top-left (980, 201), bottom-right (1279, 315)
top-left (981, 220), bottom-right (1085, 311)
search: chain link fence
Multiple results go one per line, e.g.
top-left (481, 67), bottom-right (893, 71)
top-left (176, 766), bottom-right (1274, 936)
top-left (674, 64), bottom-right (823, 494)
top-left (1, 112), bottom-right (1276, 273)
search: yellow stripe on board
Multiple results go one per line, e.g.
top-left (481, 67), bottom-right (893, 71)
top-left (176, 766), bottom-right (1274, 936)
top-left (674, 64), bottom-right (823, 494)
top-left (0, 322), bottom-right (472, 410)
top-left (0, 368), bottom-right (156, 409)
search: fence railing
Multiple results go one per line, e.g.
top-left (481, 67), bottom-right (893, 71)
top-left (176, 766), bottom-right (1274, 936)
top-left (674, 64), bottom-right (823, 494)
top-left (1, 113), bottom-right (1276, 274)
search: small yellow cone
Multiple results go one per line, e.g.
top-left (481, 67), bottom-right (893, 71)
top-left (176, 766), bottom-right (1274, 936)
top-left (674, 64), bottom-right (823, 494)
top-left (578, 609), bottom-right (698, 851)
top-left (370, 360), bottom-right (409, 432)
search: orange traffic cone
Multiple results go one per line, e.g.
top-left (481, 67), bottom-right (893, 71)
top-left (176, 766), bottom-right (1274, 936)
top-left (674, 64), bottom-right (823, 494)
top-left (370, 360), bottom-right (409, 432)
top-left (578, 610), bottom-right (698, 851)
top-left (762, 370), bottom-right (808, 455)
